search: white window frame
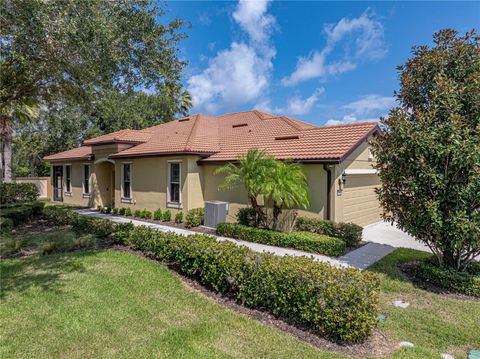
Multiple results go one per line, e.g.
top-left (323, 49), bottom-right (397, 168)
top-left (167, 160), bottom-right (182, 209)
top-left (82, 163), bottom-right (91, 198)
top-left (64, 164), bottom-right (72, 196)
top-left (121, 162), bottom-right (133, 203)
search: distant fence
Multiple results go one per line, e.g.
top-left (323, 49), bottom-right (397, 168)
top-left (15, 177), bottom-right (51, 199)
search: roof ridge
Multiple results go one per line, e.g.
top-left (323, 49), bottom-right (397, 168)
top-left (279, 116), bottom-right (303, 131)
top-left (184, 114), bottom-right (200, 151)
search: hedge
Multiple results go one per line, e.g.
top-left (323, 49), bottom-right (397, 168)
top-left (416, 260), bottom-right (480, 297)
top-left (116, 225), bottom-right (379, 342)
top-left (217, 223), bottom-right (346, 257)
top-left (0, 201), bottom-right (45, 226)
top-left (0, 183), bottom-right (40, 204)
top-left (40, 205), bottom-right (380, 342)
top-left (295, 217), bottom-right (363, 247)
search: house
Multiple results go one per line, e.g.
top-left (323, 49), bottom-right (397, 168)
top-left (44, 110), bottom-right (381, 226)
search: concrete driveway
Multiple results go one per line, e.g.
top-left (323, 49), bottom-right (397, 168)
top-left (363, 221), bottom-right (430, 252)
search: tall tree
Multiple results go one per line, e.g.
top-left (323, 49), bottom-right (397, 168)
top-left (371, 29), bottom-right (480, 271)
top-left (0, 0), bottom-right (190, 182)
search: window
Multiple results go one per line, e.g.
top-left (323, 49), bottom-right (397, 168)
top-left (122, 163), bottom-right (131, 199)
top-left (83, 164), bottom-right (90, 195)
top-left (168, 162), bottom-right (181, 206)
top-left (65, 165), bottom-right (71, 193)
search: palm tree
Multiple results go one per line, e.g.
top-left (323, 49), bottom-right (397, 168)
top-left (215, 149), bottom-right (275, 226)
top-left (265, 161), bottom-right (310, 231)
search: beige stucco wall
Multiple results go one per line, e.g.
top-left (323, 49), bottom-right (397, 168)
top-left (49, 136), bottom-right (379, 226)
top-left (330, 139), bottom-right (380, 225)
top-left (50, 162), bottom-right (93, 207)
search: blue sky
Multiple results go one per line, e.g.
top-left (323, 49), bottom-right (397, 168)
top-left (164, 1), bottom-right (479, 126)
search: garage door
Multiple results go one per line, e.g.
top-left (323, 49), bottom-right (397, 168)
top-left (343, 174), bottom-right (382, 226)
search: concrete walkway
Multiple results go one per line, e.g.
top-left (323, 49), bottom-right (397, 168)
top-left (76, 209), bottom-right (394, 269)
top-left (363, 221), bottom-right (430, 252)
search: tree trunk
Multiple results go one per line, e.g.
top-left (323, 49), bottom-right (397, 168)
top-left (2, 120), bottom-right (13, 183)
top-left (272, 204), bottom-right (282, 231)
top-left (249, 195), bottom-right (265, 227)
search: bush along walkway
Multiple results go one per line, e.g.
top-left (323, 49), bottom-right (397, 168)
top-left (75, 209), bottom-right (394, 269)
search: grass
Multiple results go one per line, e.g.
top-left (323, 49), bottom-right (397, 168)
top-left (0, 250), bottom-right (341, 359)
top-left (1, 226), bottom-right (478, 359)
top-left (0, 224), bottom-right (101, 258)
top-left (369, 248), bottom-right (480, 359)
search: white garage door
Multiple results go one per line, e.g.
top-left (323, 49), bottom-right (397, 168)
top-left (343, 174), bottom-right (382, 226)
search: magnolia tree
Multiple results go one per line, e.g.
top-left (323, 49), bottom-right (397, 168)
top-left (371, 29), bottom-right (480, 271)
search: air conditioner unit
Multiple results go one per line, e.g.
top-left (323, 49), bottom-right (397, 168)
top-left (204, 201), bottom-right (229, 229)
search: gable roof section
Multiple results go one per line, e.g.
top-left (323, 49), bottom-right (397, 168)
top-left (44, 110), bottom-right (379, 163)
top-left (43, 146), bottom-right (93, 162)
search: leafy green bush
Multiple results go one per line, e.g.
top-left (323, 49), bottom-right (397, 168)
top-left (134, 209), bottom-right (142, 218)
top-left (295, 217), bottom-right (363, 247)
top-left (162, 210), bottom-right (171, 222)
top-left (118, 225), bottom-right (378, 342)
top-left (416, 260), bottom-right (480, 297)
top-left (175, 211), bottom-right (183, 223)
top-left (124, 208), bottom-right (132, 216)
top-left (185, 208), bottom-right (205, 228)
top-left (1, 201), bottom-right (45, 226)
top-left (100, 207), bottom-right (111, 214)
top-left (112, 208), bottom-right (119, 215)
top-left (118, 207), bottom-right (126, 215)
top-left (236, 207), bottom-right (259, 227)
top-left (0, 217), bottom-right (14, 233)
top-left (0, 183), bottom-right (39, 204)
top-left (217, 223), bottom-right (345, 256)
top-left (141, 209), bottom-right (152, 219)
top-left (153, 209), bottom-right (163, 220)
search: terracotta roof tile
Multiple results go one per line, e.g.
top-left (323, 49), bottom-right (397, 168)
top-left (43, 146), bottom-right (93, 162)
top-left (46, 110), bottom-right (379, 162)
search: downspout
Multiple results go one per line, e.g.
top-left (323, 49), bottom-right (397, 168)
top-left (323, 164), bottom-right (332, 221)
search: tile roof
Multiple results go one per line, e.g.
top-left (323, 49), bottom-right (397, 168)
top-left (43, 146), bottom-right (93, 162)
top-left (45, 110), bottom-right (379, 163)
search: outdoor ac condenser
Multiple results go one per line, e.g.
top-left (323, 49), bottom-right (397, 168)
top-left (204, 201), bottom-right (229, 229)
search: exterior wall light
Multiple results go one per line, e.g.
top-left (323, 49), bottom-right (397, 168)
top-left (341, 171), bottom-right (347, 185)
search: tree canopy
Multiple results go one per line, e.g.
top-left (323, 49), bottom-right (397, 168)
top-left (371, 29), bottom-right (480, 271)
top-left (1, 0), bottom-right (191, 181)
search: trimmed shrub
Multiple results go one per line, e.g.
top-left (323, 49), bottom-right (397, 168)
top-left (141, 209), bottom-right (152, 219)
top-left (112, 208), bottom-right (120, 215)
top-left (124, 208), bottom-right (132, 216)
top-left (119, 225), bottom-right (379, 342)
top-left (162, 210), bottom-right (171, 222)
top-left (118, 207), bottom-right (126, 215)
top-left (100, 207), bottom-right (111, 214)
top-left (185, 208), bottom-right (205, 228)
top-left (0, 217), bottom-right (14, 233)
top-left (1, 201), bottom-right (46, 226)
top-left (153, 209), bottom-right (163, 221)
top-left (217, 223), bottom-right (346, 256)
top-left (416, 260), bottom-right (480, 297)
top-left (236, 207), bottom-right (258, 227)
top-left (295, 217), bottom-right (363, 247)
top-left (0, 183), bottom-right (39, 204)
top-left (134, 209), bottom-right (142, 218)
top-left (175, 211), bottom-right (183, 223)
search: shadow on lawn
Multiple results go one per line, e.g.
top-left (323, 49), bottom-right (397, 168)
top-left (0, 251), bottom-right (97, 301)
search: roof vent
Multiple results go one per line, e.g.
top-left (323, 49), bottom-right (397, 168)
top-left (232, 123), bottom-right (248, 128)
top-left (179, 118), bottom-right (190, 122)
top-left (275, 135), bottom-right (299, 141)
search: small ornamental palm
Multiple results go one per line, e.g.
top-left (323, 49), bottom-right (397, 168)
top-left (215, 149), bottom-right (275, 226)
top-left (265, 161), bottom-right (310, 230)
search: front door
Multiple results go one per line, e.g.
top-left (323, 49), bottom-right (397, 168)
top-left (53, 165), bottom-right (63, 202)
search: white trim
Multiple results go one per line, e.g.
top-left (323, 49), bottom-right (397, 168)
top-left (344, 169), bottom-right (378, 175)
top-left (167, 160), bottom-right (182, 208)
top-left (121, 162), bottom-right (133, 200)
top-left (82, 163), bottom-right (91, 196)
top-left (63, 164), bottom-right (72, 194)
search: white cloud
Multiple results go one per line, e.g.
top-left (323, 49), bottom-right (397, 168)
top-left (280, 88), bottom-right (325, 116)
top-left (282, 9), bottom-right (386, 86)
top-left (344, 94), bottom-right (395, 115)
top-left (188, 0), bottom-right (276, 113)
top-left (325, 114), bottom-right (358, 126)
top-left (188, 43), bottom-right (272, 113)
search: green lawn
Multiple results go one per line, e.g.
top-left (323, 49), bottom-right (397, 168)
top-left (1, 234), bottom-right (479, 358)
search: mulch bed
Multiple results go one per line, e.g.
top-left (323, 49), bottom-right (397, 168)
top-left (111, 244), bottom-right (398, 358)
top-left (399, 261), bottom-right (479, 301)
